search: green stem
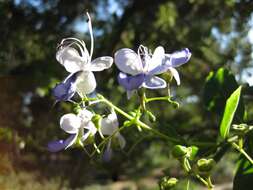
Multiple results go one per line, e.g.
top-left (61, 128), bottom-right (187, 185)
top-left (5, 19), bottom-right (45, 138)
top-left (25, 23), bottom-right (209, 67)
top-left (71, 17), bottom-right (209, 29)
top-left (231, 142), bottom-right (253, 165)
top-left (145, 96), bottom-right (171, 103)
top-left (140, 91), bottom-right (146, 111)
top-left (145, 96), bottom-right (179, 107)
top-left (97, 94), bottom-right (216, 147)
top-left (90, 124), bottom-right (127, 157)
top-left (195, 174), bottom-right (209, 187)
top-left (186, 179), bottom-right (190, 190)
top-left (207, 176), bottom-right (214, 189)
top-left (97, 94), bottom-right (133, 120)
top-left (182, 158), bottom-right (191, 173)
top-left (238, 137), bottom-right (244, 149)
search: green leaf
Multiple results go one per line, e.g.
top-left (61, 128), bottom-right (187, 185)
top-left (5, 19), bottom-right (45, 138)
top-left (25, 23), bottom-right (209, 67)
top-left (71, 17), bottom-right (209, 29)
top-left (220, 86), bottom-right (242, 139)
top-left (203, 68), bottom-right (238, 115)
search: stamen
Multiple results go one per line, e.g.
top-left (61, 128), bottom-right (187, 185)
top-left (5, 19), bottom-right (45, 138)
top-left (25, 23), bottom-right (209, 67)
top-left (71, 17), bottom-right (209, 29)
top-left (57, 38), bottom-right (89, 61)
top-left (86, 12), bottom-right (94, 61)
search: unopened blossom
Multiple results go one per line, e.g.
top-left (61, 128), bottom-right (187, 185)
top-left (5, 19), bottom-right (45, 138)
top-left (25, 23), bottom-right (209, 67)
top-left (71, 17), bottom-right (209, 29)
top-left (48, 109), bottom-right (97, 152)
top-left (53, 13), bottom-right (113, 101)
top-left (114, 45), bottom-right (191, 98)
top-left (100, 111), bottom-right (126, 161)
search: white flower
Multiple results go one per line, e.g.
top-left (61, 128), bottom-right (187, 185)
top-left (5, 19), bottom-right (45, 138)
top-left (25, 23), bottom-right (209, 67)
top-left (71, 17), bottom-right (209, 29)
top-left (55, 13), bottom-right (113, 95)
top-left (59, 109), bottom-right (97, 149)
top-left (100, 112), bottom-right (126, 149)
top-left (100, 111), bottom-right (126, 161)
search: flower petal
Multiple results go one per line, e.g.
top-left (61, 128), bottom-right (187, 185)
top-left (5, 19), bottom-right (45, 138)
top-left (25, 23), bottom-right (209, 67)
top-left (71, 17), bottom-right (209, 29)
top-left (52, 72), bottom-right (79, 101)
top-left (103, 140), bottom-right (113, 162)
top-left (60, 113), bottom-right (81, 134)
top-left (165, 48), bottom-right (191, 67)
top-left (90, 56), bottom-right (113, 71)
top-left (117, 134), bottom-right (126, 149)
top-left (118, 72), bottom-right (145, 90)
top-left (78, 109), bottom-right (93, 123)
top-left (114, 48), bottom-right (143, 75)
top-left (47, 140), bottom-right (66, 152)
top-left (81, 131), bottom-right (91, 142)
top-left (64, 133), bottom-right (78, 149)
top-left (100, 112), bottom-right (118, 136)
top-left (168, 67), bottom-right (180, 85)
top-left (143, 76), bottom-right (167, 89)
top-left (76, 71), bottom-right (96, 94)
top-left (146, 46), bottom-right (165, 73)
top-left (84, 121), bottom-right (97, 135)
top-left (56, 47), bottom-right (84, 73)
top-left (47, 134), bottom-right (77, 152)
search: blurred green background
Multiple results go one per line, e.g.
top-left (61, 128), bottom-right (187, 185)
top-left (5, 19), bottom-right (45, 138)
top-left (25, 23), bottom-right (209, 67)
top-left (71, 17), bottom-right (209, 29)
top-left (0, 0), bottom-right (253, 189)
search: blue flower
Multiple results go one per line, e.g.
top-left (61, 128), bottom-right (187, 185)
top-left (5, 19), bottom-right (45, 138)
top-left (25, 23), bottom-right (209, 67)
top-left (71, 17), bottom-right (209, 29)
top-left (114, 45), bottom-right (191, 98)
top-left (52, 72), bottom-right (80, 101)
top-left (53, 13), bottom-right (113, 101)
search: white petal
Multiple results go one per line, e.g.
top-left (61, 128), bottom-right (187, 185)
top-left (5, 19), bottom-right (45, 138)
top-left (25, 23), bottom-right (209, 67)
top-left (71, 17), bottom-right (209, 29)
top-left (56, 47), bottom-right (84, 73)
top-left (81, 131), bottom-right (90, 142)
top-left (100, 112), bottom-right (119, 136)
top-left (90, 56), bottom-right (113, 71)
top-left (143, 76), bottom-right (167, 89)
top-left (60, 113), bottom-right (81, 134)
top-left (76, 71), bottom-right (96, 94)
top-left (168, 67), bottom-right (180, 85)
top-left (103, 140), bottom-right (113, 162)
top-left (114, 48), bottom-right (143, 75)
top-left (78, 109), bottom-right (93, 124)
top-left (65, 133), bottom-right (78, 149)
top-left (83, 121), bottom-right (97, 135)
top-left (117, 134), bottom-right (126, 149)
top-left (146, 46), bottom-right (165, 73)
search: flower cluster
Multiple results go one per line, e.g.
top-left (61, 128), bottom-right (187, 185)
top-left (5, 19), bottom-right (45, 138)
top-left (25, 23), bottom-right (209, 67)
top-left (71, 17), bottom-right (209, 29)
top-left (48, 13), bottom-right (191, 159)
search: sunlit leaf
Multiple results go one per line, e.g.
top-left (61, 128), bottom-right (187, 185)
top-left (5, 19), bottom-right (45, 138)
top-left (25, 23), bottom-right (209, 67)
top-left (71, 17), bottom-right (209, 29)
top-left (203, 68), bottom-right (238, 115)
top-left (220, 86), bottom-right (242, 139)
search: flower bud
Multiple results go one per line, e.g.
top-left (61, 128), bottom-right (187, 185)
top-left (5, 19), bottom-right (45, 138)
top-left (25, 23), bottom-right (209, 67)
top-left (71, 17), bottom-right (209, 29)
top-left (172, 145), bottom-right (188, 158)
top-left (159, 177), bottom-right (178, 190)
top-left (197, 158), bottom-right (215, 174)
top-left (73, 104), bottom-right (82, 114)
top-left (232, 124), bottom-right (250, 136)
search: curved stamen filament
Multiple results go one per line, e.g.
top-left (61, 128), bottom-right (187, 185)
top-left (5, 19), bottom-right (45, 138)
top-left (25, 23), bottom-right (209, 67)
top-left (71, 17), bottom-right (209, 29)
top-left (60, 38), bottom-right (86, 51)
top-left (138, 44), bottom-right (148, 56)
top-left (86, 12), bottom-right (94, 61)
top-left (58, 38), bottom-right (90, 61)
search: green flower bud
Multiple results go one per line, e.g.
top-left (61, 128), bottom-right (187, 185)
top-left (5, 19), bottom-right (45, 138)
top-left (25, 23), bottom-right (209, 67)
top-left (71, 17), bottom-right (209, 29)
top-left (232, 123), bottom-right (248, 134)
top-left (172, 145), bottom-right (188, 158)
top-left (73, 104), bottom-right (82, 114)
top-left (159, 177), bottom-right (178, 190)
top-left (197, 158), bottom-right (215, 174)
